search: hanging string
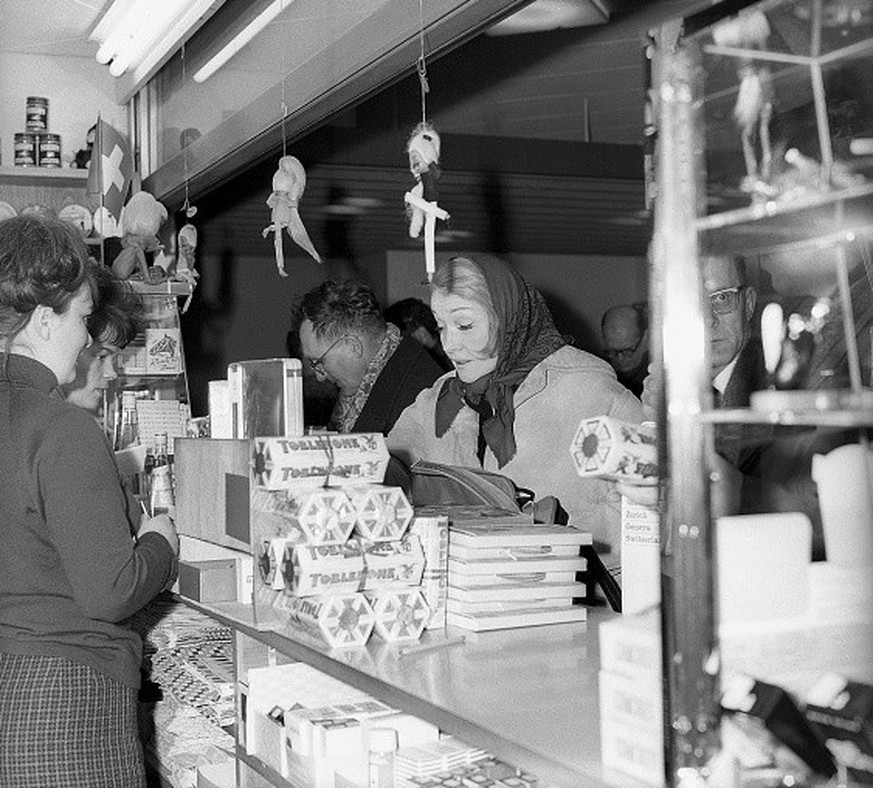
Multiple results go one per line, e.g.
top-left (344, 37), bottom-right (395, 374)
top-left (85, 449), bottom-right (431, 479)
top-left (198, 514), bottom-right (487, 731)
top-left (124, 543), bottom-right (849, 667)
top-left (180, 41), bottom-right (192, 217)
top-left (417, 0), bottom-right (429, 124)
top-left (280, 0), bottom-right (288, 156)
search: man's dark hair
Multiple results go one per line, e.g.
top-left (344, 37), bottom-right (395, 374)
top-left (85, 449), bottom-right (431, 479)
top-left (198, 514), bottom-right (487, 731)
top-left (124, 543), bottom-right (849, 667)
top-left (384, 297), bottom-right (438, 338)
top-left (295, 279), bottom-right (386, 340)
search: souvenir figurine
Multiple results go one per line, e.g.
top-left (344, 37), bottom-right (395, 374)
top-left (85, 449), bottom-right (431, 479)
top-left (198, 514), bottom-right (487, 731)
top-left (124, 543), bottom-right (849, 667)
top-left (262, 155), bottom-right (321, 277)
top-left (111, 191), bottom-right (168, 283)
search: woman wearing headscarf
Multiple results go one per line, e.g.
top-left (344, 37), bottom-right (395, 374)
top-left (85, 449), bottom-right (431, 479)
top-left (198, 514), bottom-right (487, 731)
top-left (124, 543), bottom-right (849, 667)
top-left (0, 214), bottom-right (178, 787)
top-left (387, 255), bottom-right (644, 557)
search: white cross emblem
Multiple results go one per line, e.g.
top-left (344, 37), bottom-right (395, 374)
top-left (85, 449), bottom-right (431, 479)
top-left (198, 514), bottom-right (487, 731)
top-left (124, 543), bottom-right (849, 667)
top-left (103, 144), bottom-right (126, 194)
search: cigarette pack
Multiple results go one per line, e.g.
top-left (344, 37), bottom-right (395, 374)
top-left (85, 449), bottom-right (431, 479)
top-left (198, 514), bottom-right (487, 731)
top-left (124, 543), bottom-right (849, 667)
top-left (569, 416), bottom-right (657, 482)
top-left (347, 484), bottom-right (414, 542)
top-left (277, 592), bottom-right (375, 648)
top-left (369, 588), bottom-right (430, 642)
top-left (227, 358), bottom-right (304, 439)
top-left (408, 514), bottom-right (449, 630)
top-left (251, 433), bottom-right (389, 490)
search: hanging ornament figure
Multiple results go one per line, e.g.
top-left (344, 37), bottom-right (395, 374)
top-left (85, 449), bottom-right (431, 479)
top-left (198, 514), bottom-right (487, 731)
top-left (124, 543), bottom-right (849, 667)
top-left (262, 155), bottom-right (322, 277)
top-left (712, 10), bottom-right (774, 196)
top-left (404, 122), bottom-right (449, 280)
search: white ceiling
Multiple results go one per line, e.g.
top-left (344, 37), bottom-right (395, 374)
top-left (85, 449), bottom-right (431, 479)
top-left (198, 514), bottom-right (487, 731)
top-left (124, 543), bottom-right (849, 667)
top-left (0, 0), bottom-right (111, 57)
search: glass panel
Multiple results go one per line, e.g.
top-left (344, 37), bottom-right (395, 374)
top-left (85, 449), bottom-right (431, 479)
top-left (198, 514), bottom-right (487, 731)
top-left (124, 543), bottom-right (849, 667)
top-left (151, 0), bottom-right (391, 171)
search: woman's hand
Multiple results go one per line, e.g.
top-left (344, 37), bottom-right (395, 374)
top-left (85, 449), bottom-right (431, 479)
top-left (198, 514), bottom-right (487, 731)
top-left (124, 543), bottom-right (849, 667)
top-left (615, 479), bottom-right (660, 509)
top-left (138, 513), bottom-right (179, 558)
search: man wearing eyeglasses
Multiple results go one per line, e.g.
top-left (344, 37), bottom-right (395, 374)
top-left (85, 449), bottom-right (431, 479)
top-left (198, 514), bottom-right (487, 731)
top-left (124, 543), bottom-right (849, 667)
top-left (601, 303), bottom-right (649, 397)
top-left (295, 279), bottom-right (444, 434)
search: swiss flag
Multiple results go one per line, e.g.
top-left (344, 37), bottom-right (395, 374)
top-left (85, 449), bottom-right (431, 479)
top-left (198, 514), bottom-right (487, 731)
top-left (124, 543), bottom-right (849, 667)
top-left (86, 118), bottom-right (133, 227)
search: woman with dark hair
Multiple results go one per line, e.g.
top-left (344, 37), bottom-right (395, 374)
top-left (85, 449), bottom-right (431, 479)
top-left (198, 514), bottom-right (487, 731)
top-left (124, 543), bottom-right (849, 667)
top-left (387, 255), bottom-right (644, 557)
top-left (63, 260), bottom-right (144, 415)
top-left (0, 214), bottom-right (178, 787)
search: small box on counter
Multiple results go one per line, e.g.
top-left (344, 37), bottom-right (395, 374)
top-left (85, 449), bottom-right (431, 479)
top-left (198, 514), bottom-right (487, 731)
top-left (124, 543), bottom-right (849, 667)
top-left (178, 559), bottom-right (238, 603)
top-left (805, 673), bottom-right (873, 784)
top-left (208, 380), bottom-right (232, 439)
top-left (251, 433), bottom-right (389, 490)
top-left (408, 514), bottom-right (449, 630)
top-left (275, 592), bottom-right (376, 648)
top-left (347, 483), bottom-right (414, 542)
top-left (569, 416), bottom-right (657, 482)
top-left (175, 534), bottom-right (254, 603)
top-left (285, 541), bottom-right (366, 597)
top-left (227, 358), bottom-right (304, 439)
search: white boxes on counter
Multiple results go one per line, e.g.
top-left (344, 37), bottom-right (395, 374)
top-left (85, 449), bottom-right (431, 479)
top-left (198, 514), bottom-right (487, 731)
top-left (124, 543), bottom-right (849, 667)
top-left (446, 523), bottom-right (592, 632)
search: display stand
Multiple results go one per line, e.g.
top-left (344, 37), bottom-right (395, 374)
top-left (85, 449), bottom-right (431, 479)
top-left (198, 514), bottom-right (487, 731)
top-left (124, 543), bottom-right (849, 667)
top-left (651, 1), bottom-right (873, 784)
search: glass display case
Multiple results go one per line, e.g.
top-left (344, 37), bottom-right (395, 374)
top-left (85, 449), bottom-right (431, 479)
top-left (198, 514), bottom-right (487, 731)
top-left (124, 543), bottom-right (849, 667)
top-left (104, 281), bottom-right (192, 454)
top-left (650, 0), bottom-right (873, 783)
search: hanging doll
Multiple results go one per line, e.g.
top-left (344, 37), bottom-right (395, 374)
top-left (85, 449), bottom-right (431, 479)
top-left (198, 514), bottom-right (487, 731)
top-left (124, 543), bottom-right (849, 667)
top-left (404, 122), bottom-right (449, 280)
top-left (712, 10), bottom-right (775, 195)
top-left (405, 121), bottom-right (443, 238)
top-left (111, 191), bottom-right (168, 283)
top-left (262, 155), bottom-right (321, 277)
top-left (175, 222), bottom-right (199, 312)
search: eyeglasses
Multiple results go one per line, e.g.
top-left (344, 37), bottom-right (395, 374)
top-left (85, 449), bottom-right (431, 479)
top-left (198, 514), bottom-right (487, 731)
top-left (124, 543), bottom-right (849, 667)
top-left (305, 335), bottom-right (347, 374)
top-left (605, 334), bottom-right (644, 362)
top-left (708, 286), bottom-right (746, 315)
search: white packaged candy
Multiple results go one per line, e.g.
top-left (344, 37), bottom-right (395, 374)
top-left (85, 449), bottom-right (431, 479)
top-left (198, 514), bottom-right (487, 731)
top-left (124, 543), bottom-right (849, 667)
top-left (251, 433), bottom-right (389, 490)
top-left (277, 592), bottom-right (375, 648)
top-left (569, 416), bottom-right (657, 482)
top-left (369, 588), bottom-right (430, 642)
top-left (251, 486), bottom-right (357, 546)
top-left (347, 484), bottom-right (414, 542)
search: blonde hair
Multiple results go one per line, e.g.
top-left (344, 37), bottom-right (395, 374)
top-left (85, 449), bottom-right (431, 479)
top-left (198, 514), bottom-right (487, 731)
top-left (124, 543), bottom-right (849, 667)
top-left (431, 256), bottom-right (500, 358)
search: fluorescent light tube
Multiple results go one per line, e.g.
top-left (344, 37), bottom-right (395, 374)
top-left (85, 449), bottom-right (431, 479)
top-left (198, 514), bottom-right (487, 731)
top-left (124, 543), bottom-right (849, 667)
top-left (193, 0), bottom-right (287, 83)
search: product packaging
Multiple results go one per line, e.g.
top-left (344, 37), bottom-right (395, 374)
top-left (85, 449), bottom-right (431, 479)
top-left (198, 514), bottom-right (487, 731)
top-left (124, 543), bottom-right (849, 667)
top-left (250, 432), bottom-right (389, 490)
top-left (227, 358), bottom-right (304, 439)
top-left (369, 589), bottom-right (430, 642)
top-left (569, 416), bottom-right (657, 482)
top-left (277, 592), bottom-right (376, 648)
top-left (347, 483), bottom-right (414, 542)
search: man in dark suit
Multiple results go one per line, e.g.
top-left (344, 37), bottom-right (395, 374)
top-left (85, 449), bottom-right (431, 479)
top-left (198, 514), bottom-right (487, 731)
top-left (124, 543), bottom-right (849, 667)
top-left (639, 254), bottom-right (826, 557)
top-left (295, 279), bottom-right (444, 435)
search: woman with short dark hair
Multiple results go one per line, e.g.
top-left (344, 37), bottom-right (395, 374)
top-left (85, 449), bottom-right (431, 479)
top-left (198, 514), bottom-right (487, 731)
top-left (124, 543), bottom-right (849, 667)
top-left (0, 214), bottom-right (178, 787)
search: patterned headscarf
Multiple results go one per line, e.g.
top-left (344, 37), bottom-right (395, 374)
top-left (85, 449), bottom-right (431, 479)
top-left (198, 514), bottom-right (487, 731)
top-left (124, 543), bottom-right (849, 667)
top-left (434, 256), bottom-right (566, 467)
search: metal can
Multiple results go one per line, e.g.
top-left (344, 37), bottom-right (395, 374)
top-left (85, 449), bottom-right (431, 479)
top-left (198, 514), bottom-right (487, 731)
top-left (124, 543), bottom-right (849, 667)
top-left (14, 132), bottom-right (37, 166)
top-left (25, 96), bottom-right (49, 132)
top-left (38, 133), bottom-right (62, 168)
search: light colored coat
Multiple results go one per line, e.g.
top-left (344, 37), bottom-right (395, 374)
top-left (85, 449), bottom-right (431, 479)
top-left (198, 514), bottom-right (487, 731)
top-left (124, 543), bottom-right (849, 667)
top-left (387, 345), bottom-right (644, 558)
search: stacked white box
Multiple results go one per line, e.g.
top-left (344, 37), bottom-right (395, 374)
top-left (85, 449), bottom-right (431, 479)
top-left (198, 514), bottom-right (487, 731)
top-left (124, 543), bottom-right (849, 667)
top-left (446, 523), bottom-right (591, 631)
top-left (597, 607), bottom-right (664, 785)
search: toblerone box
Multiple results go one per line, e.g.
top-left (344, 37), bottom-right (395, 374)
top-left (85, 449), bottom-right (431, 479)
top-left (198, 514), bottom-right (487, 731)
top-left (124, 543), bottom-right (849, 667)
top-left (250, 486), bottom-right (357, 548)
top-left (346, 483), bottom-right (414, 542)
top-left (408, 514), bottom-right (449, 629)
top-left (286, 541), bottom-right (367, 597)
top-left (569, 416), bottom-right (657, 482)
top-left (359, 534), bottom-right (425, 592)
top-left (369, 588), bottom-right (430, 642)
top-left (277, 592), bottom-right (375, 648)
top-left (251, 433), bottom-right (389, 490)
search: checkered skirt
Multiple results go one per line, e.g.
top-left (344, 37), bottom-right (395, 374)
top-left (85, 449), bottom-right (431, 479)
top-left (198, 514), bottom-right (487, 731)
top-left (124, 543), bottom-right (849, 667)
top-left (0, 653), bottom-right (146, 788)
